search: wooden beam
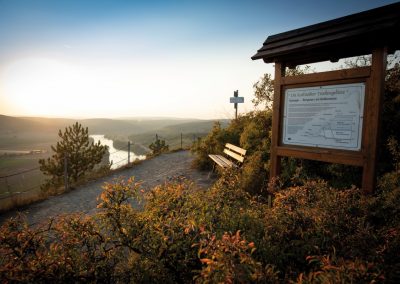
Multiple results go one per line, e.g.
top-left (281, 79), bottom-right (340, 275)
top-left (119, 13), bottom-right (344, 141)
top-left (276, 146), bottom-right (364, 166)
top-left (270, 62), bottom-right (285, 181)
top-left (281, 67), bottom-right (370, 85)
top-left (362, 47), bottom-right (387, 194)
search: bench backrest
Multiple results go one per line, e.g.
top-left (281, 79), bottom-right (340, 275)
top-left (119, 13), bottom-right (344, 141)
top-left (223, 143), bottom-right (247, 163)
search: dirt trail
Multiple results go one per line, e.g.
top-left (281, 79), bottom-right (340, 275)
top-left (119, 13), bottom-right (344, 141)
top-left (0, 151), bottom-right (215, 226)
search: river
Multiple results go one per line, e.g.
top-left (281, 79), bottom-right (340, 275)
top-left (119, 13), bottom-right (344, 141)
top-left (90, 135), bottom-right (146, 170)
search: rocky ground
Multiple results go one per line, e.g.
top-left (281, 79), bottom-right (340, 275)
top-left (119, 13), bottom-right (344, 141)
top-left (0, 150), bottom-right (216, 226)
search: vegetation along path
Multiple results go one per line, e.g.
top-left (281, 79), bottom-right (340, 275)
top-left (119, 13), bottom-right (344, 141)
top-left (0, 150), bottom-right (215, 226)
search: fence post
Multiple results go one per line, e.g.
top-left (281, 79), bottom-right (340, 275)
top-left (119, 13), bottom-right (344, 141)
top-left (5, 177), bottom-right (11, 196)
top-left (64, 153), bottom-right (69, 191)
top-left (128, 141), bottom-right (131, 166)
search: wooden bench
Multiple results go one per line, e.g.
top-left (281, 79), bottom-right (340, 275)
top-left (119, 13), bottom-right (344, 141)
top-left (208, 143), bottom-right (247, 169)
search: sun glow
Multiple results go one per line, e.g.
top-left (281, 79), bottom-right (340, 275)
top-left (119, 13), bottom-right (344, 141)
top-left (1, 58), bottom-right (117, 117)
top-left (0, 54), bottom-right (268, 119)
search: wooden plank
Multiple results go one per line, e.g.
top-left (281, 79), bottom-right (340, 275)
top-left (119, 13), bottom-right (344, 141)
top-left (209, 154), bottom-right (223, 166)
top-left (223, 149), bottom-right (244, 163)
top-left (209, 155), bottom-right (229, 168)
top-left (218, 155), bottom-right (237, 168)
top-left (209, 154), bottom-right (236, 168)
top-left (225, 143), bottom-right (247, 155)
top-left (276, 147), bottom-right (364, 166)
top-left (361, 47), bottom-right (387, 194)
top-left (281, 67), bottom-right (370, 86)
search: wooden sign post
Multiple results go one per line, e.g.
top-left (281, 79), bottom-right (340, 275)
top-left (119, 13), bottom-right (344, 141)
top-left (230, 90), bottom-right (244, 119)
top-left (252, 3), bottom-right (400, 193)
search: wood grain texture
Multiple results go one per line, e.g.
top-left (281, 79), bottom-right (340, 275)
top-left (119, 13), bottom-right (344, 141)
top-left (361, 47), bottom-right (387, 194)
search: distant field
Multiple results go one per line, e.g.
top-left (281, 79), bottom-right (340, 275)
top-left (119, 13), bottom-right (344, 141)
top-left (0, 126), bottom-right (55, 210)
top-left (0, 168), bottom-right (45, 194)
top-left (0, 153), bottom-right (48, 206)
top-left (0, 154), bottom-right (45, 175)
top-left (0, 132), bottom-right (56, 151)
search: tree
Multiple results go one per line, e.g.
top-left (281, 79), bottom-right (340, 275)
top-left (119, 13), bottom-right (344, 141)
top-left (341, 52), bottom-right (400, 175)
top-left (39, 122), bottom-right (108, 189)
top-left (252, 73), bottom-right (274, 109)
top-left (252, 65), bottom-right (312, 109)
top-left (149, 134), bottom-right (169, 156)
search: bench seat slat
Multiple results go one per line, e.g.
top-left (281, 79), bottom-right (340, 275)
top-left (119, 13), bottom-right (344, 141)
top-left (209, 143), bottom-right (246, 170)
top-left (208, 154), bottom-right (226, 167)
top-left (208, 154), bottom-right (236, 168)
top-left (217, 155), bottom-right (237, 168)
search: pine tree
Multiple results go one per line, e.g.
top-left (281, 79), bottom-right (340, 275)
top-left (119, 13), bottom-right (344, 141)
top-left (39, 122), bottom-right (108, 190)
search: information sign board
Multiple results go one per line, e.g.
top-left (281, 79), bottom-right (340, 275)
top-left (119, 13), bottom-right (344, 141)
top-left (230, 97), bottom-right (244, 104)
top-left (282, 83), bottom-right (365, 151)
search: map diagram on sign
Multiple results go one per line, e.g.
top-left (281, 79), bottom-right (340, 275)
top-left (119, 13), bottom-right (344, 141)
top-left (282, 83), bottom-right (365, 151)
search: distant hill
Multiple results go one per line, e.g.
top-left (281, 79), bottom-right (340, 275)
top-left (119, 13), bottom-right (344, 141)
top-left (0, 115), bottom-right (59, 134)
top-left (0, 115), bottom-right (204, 136)
top-left (0, 115), bottom-right (223, 150)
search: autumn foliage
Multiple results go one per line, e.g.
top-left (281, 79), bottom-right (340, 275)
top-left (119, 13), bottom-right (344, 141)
top-left (1, 162), bottom-right (400, 283)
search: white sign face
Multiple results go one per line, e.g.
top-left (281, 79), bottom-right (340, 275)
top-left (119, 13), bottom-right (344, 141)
top-left (230, 97), bottom-right (244, 103)
top-left (282, 83), bottom-right (365, 151)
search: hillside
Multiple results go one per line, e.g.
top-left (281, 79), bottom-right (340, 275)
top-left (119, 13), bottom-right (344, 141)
top-left (0, 115), bottom-right (218, 150)
top-left (0, 115), bottom-right (56, 134)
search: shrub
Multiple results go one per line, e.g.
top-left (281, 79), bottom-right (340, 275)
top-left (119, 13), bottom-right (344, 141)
top-left (191, 121), bottom-right (232, 170)
top-left (192, 111), bottom-right (273, 195)
top-left (149, 135), bottom-right (169, 156)
top-left (2, 165), bottom-right (400, 282)
top-left (196, 231), bottom-right (279, 283)
top-left (261, 180), bottom-right (379, 277)
top-left (297, 253), bottom-right (384, 283)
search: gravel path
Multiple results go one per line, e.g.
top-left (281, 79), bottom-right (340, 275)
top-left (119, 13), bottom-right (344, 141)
top-left (0, 151), bottom-right (215, 226)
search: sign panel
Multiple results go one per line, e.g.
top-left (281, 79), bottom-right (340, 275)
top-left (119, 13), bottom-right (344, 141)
top-left (282, 83), bottom-right (365, 151)
top-left (230, 97), bottom-right (244, 103)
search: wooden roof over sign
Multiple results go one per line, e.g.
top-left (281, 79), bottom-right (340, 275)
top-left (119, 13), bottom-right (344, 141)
top-left (252, 2), bottom-right (400, 66)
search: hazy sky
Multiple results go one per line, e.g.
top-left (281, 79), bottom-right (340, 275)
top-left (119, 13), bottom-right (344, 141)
top-left (0, 0), bottom-right (397, 119)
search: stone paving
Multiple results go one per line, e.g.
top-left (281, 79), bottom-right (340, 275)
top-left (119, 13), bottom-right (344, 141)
top-left (0, 151), bottom-right (215, 226)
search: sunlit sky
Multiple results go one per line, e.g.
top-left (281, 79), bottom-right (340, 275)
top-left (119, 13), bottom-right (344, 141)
top-left (0, 0), bottom-right (397, 119)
